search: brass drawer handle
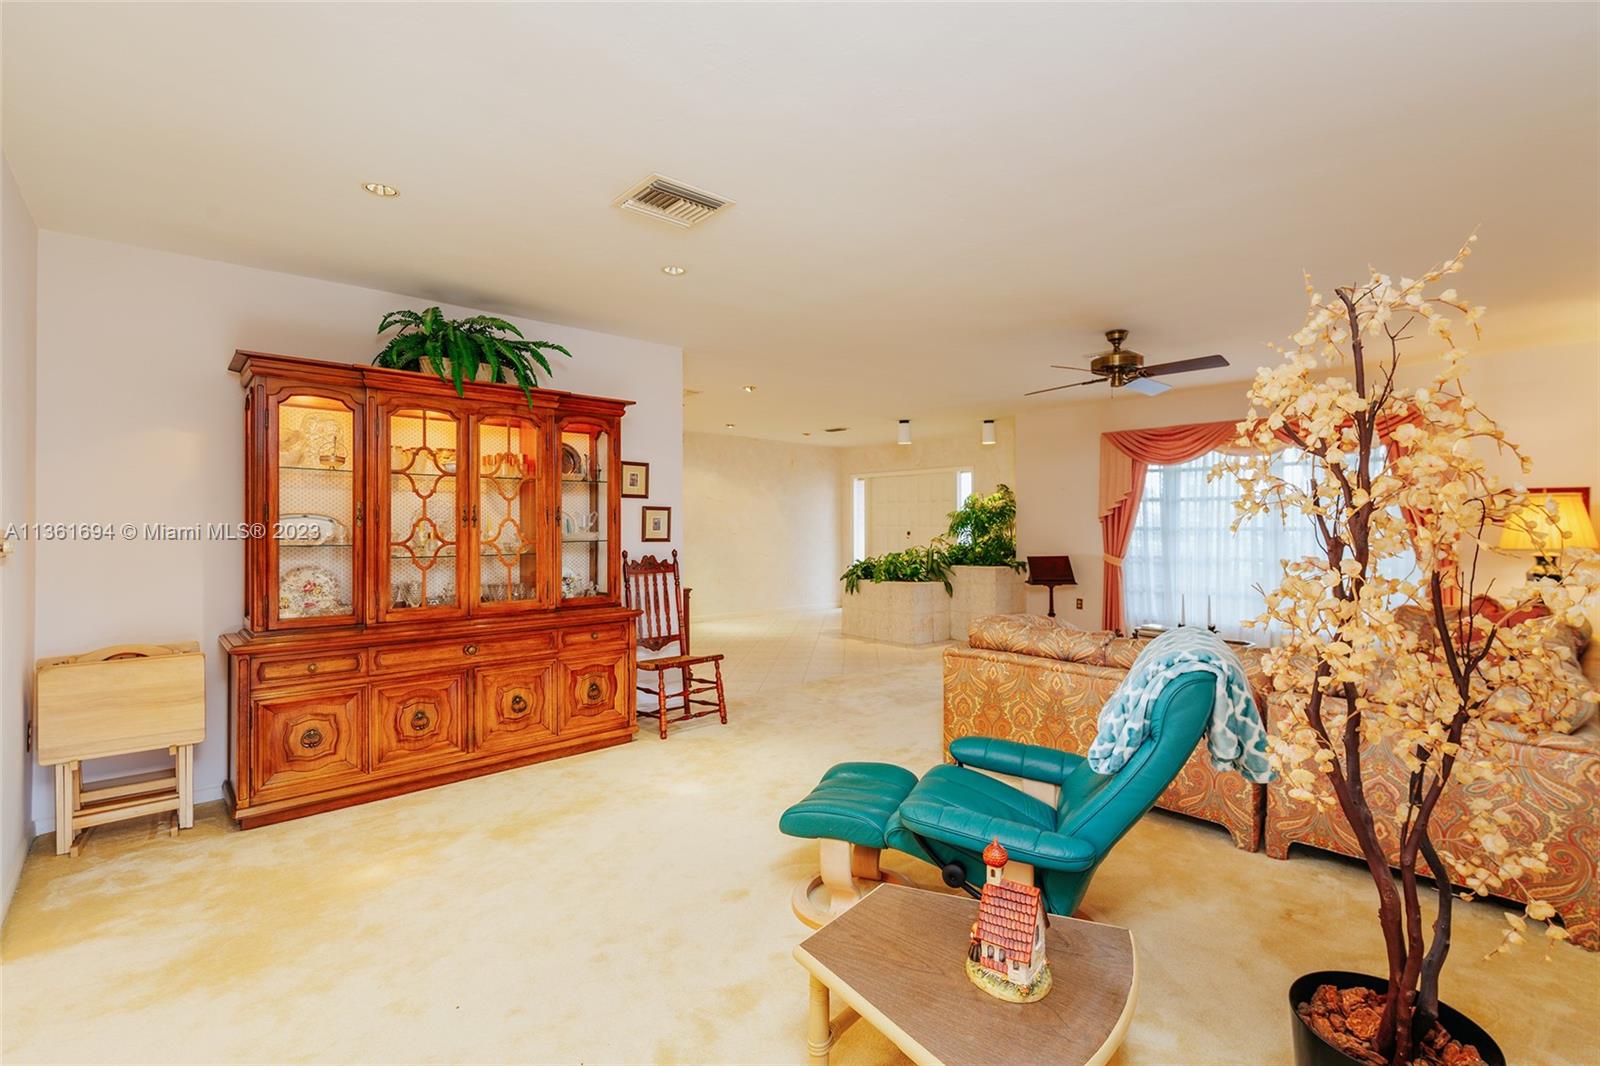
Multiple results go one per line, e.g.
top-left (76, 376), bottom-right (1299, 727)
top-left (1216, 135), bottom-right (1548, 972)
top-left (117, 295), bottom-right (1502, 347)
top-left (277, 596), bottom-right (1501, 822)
top-left (590, 631), bottom-right (600, 640)
top-left (410, 709), bottom-right (431, 732)
top-left (306, 662), bottom-right (319, 674)
top-left (463, 643), bottom-right (478, 656)
top-left (586, 681), bottom-right (603, 703)
top-left (300, 727), bottom-right (324, 750)
top-left (510, 694), bottom-right (528, 714)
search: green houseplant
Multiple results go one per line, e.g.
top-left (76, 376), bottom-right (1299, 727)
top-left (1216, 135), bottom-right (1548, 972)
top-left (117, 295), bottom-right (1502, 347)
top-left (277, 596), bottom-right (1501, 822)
top-left (840, 484), bottom-right (1025, 594)
top-left (840, 545), bottom-right (952, 594)
top-left (373, 307), bottom-right (571, 406)
top-left (943, 484), bottom-right (1026, 569)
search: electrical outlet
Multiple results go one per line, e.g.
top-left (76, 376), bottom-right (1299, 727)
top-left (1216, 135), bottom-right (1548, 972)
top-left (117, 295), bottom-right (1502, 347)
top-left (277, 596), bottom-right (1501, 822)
top-left (1076, 598), bottom-right (1084, 610)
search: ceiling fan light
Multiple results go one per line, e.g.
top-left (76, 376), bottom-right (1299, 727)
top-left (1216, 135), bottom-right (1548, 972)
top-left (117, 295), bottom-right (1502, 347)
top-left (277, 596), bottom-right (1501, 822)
top-left (981, 419), bottom-right (996, 446)
top-left (897, 419), bottom-right (912, 446)
top-left (1125, 376), bottom-right (1172, 397)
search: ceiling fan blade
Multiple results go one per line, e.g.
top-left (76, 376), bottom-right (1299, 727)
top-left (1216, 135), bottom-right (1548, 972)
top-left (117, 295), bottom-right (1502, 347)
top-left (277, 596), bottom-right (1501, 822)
top-left (1048, 365), bottom-right (1101, 374)
top-left (1025, 379), bottom-right (1106, 397)
top-left (1141, 354), bottom-right (1229, 377)
top-left (1125, 376), bottom-right (1172, 397)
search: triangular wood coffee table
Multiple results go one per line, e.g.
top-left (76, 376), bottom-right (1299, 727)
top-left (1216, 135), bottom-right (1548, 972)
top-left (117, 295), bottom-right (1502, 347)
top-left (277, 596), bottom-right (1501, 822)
top-left (794, 883), bottom-right (1137, 1066)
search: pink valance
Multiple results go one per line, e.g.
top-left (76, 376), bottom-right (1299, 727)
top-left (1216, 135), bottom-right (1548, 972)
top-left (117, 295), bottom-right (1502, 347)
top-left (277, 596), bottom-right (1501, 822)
top-left (1099, 420), bottom-right (1240, 631)
top-left (1098, 420), bottom-right (1241, 519)
top-left (1097, 409), bottom-right (1437, 632)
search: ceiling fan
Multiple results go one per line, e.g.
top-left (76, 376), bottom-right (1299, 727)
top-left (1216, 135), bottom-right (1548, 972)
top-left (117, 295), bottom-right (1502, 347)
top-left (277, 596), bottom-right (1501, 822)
top-left (1026, 329), bottom-right (1229, 397)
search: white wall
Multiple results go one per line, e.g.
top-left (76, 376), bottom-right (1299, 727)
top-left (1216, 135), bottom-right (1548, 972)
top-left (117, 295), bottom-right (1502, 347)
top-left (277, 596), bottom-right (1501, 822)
top-left (29, 232), bottom-right (683, 831)
top-left (682, 432), bottom-right (840, 618)
top-left (1, 158), bottom-right (39, 920)
top-left (1015, 344), bottom-right (1600, 629)
top-left (836, 418), bottom-right (1017, 571)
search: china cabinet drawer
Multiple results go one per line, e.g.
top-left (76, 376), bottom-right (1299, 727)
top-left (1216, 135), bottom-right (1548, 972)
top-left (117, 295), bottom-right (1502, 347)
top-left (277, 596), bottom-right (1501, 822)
top-left (559, 623), bottom-right (630, 649)
top-left (371, 633), bottom-right (556, 674)
top-left (250, 688), bottom-right (367, 799)
top-left (558, 648), bottom-right (631, 735)
top-left (255, 652), bottom-right (366, 687)
top-left (473, 661), bottom-right (558, 754)
top-left (370, 675), bottom-right (468, 775)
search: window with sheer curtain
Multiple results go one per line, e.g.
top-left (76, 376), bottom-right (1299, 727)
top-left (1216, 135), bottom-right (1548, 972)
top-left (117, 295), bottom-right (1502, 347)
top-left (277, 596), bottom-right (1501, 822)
top-left (1122, 447), bottom-right (1409, 641)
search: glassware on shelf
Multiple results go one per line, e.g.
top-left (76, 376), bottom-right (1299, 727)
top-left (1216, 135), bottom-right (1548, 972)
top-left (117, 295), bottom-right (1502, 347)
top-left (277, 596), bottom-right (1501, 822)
top-left (387, 407), bottom-right (461, 613)
top-left (476, 416), bottom-right (542, 605)
top-left (558, 426), bottom-right (609, 600)
top-left (276, 395), bottom-right (356, 621)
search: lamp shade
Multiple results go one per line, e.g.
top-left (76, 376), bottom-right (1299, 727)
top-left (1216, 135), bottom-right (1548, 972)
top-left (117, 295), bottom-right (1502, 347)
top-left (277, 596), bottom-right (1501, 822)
top-left (981, 419), bottom-right (996, 446)
top-left (1499, 490), bottom-right (1599, 552)
top-left (897, 419), bottom-right (911, 445)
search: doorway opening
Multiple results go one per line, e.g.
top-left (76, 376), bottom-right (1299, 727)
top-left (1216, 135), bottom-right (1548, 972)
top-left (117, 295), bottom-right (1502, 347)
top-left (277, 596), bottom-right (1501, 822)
top-left (851, 468), bottom-right (974, 562)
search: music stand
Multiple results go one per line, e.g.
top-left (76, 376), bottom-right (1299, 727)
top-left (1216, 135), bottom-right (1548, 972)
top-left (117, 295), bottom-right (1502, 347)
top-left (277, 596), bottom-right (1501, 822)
top-left (1026, 555), bottom-right (1076, 618)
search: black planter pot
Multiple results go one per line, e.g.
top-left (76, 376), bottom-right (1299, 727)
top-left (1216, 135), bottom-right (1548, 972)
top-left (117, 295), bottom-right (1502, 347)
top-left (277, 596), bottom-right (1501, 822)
top-left (1288, 971), bottom-right (1505, 1066)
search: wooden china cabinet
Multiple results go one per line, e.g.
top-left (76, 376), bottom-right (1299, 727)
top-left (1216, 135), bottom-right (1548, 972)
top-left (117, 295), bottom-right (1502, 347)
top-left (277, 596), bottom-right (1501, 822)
top-left (221, 351), bottom-right (638, 827)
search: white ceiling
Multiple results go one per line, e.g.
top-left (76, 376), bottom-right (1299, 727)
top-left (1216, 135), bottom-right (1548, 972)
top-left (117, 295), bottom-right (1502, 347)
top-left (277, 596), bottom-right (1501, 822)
top-left (5, 3), bottom-right (1597, 445)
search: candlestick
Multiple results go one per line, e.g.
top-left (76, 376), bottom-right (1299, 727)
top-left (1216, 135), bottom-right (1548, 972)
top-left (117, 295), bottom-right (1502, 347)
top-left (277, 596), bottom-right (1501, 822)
top-left (1207, 595), bottom-right (1213, 628)
top-left (1180, 594), bottom-right (1186, 627)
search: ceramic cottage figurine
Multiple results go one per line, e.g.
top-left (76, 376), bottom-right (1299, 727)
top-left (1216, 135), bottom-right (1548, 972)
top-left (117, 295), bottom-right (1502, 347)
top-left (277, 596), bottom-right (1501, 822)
top-left (966, 838), bottom-right (1052, 1002)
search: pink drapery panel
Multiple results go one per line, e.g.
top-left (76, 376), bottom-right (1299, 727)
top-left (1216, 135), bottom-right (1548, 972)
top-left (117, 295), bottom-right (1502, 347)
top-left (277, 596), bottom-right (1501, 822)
top-left (1099, 420), bottom-right (1241, 631)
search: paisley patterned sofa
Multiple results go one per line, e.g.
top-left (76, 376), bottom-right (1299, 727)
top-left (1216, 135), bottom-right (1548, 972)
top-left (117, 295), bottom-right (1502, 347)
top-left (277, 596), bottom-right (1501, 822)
top-left (942, 611), bottom-right (1600, 949)
top-left (1263, 609), bottom-right (1600, 950)
top-left (941, 615), bottom-right (1270, 850)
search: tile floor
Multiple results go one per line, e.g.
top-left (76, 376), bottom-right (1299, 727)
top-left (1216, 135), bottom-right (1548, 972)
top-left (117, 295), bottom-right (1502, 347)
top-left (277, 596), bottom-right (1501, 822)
top-left (695, 607), bottom-right (948, 695)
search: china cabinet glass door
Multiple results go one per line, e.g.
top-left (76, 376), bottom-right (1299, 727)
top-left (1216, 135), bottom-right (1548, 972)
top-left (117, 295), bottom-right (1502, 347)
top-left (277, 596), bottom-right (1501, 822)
top-left (558, 420), bottom-right (613, 603)
top-left (272, 392), bottom-right (361, 626)
top-left (473, 413), bottom-right (547, 609)
top-left (381, 403), bottom-right (467, 619)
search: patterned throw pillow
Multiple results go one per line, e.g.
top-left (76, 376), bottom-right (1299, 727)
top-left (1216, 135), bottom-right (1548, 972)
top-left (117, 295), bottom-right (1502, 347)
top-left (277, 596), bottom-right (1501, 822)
top-left (1095, 637), bottom-right (1146, 670)
top-left (966, 614), bottom-right (1114, 664)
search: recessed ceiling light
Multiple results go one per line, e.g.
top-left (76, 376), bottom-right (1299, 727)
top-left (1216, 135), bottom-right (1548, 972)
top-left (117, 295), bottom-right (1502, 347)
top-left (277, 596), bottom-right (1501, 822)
top-left (362, 182), bottom-right (399, 198)
top-left (662, 265), bottom-right (687, 276)
top-left (724, 422), bottom-right (735, 429)
top-left (742, 384), bottom-right (757, 393)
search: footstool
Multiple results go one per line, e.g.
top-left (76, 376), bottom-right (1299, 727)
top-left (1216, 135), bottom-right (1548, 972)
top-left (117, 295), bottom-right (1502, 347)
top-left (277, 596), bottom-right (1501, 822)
top-left (780, 762), bottom-right (918, 928)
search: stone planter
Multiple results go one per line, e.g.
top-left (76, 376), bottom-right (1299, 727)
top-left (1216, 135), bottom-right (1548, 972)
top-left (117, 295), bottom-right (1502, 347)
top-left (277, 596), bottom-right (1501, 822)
top-left (948, 565), bottom-right (1027, 642)
top-left (841, 580), bottom-right (951, 646)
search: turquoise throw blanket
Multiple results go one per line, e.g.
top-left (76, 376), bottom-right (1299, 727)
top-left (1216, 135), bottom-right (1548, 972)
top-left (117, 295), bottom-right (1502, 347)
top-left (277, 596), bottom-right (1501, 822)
top-left (1087, 627), bottom-right (1274, 783)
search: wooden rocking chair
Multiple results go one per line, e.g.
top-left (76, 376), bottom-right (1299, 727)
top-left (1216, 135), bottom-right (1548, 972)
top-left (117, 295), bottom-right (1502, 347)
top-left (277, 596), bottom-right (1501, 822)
top-left (622, 550), bottom-right (727, 739)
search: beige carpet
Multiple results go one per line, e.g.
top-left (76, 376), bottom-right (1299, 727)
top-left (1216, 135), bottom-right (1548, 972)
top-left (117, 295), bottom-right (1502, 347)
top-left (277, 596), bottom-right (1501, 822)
top-left (2, 663), bottom-right (1596, 1064)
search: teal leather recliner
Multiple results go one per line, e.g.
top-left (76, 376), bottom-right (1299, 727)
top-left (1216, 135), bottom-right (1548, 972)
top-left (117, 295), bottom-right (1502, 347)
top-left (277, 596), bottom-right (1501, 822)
top-left (884, 669), bottom-right (1216, 916)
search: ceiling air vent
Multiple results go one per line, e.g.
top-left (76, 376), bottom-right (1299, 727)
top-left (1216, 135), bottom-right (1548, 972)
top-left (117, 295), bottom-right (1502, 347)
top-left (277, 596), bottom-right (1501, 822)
top-left (615, 174), bottom-right (732, 228)
top-left (823, 427), bottom-right (850, 434)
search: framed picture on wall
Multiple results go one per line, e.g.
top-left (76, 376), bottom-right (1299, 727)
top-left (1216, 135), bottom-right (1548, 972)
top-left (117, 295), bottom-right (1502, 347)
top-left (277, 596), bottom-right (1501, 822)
top-left (641, 505), bottom-right (671, 542)
top-left (620, 460), bottom-right (650, 498)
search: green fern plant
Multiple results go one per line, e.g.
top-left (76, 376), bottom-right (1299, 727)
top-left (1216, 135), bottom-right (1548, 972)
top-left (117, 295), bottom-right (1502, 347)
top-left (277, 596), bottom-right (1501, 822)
top-left (373, 307), bottom-right (571, 406)
top-left (840, 544), bottom-right (952, 594)
top-left (942, 484), bottom-right (1025, 569)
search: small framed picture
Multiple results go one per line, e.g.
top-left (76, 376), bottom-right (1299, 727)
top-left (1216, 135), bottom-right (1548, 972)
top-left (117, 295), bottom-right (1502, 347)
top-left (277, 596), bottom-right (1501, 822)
top-left (621, 460), bottom-right (650, 498)
top-left (641, 505), bottom-right (671, 542)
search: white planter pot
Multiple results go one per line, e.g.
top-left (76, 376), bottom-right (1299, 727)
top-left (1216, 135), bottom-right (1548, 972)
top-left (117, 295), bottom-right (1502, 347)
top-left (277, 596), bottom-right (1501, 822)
top-left (948, 565), bottom-right (1027, 642)
top-left (841, 580), bottom-right (951, 646)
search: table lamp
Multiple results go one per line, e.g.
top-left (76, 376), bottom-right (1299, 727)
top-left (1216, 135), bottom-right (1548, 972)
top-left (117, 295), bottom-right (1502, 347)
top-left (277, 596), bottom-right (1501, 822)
top-left (1498, 487), bottom-right (1598, 581)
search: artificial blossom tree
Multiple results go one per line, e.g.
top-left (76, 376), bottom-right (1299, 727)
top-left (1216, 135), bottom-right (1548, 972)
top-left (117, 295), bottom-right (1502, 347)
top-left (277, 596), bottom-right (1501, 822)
top-left (1223, 237), bottom-right (1595, 1065)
